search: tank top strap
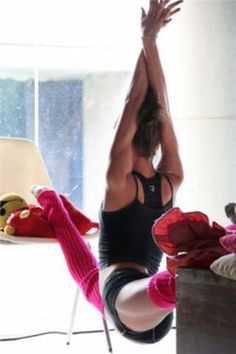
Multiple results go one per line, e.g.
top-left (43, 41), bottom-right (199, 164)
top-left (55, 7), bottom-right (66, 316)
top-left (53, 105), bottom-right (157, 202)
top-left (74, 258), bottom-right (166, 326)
top-left (132, 173), bottom-right (139, 200)
top-left (158, 172), bottom-right (174, 202)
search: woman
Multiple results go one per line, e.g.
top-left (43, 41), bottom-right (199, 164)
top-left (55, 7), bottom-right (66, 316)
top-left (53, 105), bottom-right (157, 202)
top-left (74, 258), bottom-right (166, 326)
top-left (33, 0), bottom-right (183, 345)
top-left (98, 0), bottom-right (183, 343)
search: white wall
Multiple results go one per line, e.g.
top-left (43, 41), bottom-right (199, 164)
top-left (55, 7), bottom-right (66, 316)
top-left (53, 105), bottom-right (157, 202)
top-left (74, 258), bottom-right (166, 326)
top-left (169, 0), bottom-right (236, 224)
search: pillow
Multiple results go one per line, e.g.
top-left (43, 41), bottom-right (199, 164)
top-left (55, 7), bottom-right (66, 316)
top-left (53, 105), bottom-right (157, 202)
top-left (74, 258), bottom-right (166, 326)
top-left (220, 233), bottom-right (236, 253)
top-left (210, 253), bottom-right (236, 281)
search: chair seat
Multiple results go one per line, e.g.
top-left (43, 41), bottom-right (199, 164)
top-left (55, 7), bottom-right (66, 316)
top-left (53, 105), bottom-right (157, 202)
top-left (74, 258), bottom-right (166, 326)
top-left (0, 230), bottom-right (56, 244)
top-left (0, 229), bottom-right (99, 244)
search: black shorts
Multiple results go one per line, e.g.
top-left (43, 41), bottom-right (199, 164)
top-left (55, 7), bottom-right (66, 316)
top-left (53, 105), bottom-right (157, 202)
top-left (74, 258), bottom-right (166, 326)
top-left (102, 268), bottom-right (174, 344)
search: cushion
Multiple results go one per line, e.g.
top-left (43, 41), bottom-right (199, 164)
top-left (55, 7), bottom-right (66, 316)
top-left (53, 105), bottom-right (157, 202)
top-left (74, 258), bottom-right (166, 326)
top-left (210, 253), bottom-right (236, 281)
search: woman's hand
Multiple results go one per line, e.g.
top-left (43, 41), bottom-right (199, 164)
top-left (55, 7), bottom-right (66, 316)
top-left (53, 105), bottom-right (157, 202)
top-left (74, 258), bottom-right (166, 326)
top-left (141, 0), bottom-right (183, 37)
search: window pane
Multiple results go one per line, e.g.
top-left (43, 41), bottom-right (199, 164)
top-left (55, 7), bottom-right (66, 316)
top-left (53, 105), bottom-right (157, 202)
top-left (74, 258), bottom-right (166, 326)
top-left (39, 79), bottom-right (83, 208)
top-left (0, 78), bottom-right (34, 139)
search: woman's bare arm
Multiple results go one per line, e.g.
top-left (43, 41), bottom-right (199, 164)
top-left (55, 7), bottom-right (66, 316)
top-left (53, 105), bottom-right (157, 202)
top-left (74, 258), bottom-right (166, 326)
top-left (141, 0), bottom-right (184, 190)
top-left (106, 51), bottom-right (148, 187)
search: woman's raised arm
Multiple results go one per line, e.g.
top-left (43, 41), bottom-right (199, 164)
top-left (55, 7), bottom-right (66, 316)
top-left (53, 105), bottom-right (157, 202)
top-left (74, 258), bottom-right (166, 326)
top-left (106, 51), bottom-right (148, 187)
top-left (141, 0), bottom-right (184, 190)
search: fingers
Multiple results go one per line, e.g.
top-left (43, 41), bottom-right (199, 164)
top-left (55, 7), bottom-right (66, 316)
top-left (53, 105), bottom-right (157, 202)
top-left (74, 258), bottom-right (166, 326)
top-left (163, 6), bottom-right (181, 22)
top-left (159, 0), bottom-right (171, 8)
top-left (148, 0), bottom-right (157, 16)
top-left (161, 0), bottom-right (182, 22)
top-left (166, 0), bottom-right (183, 11)
top-left (163, 18), bottom-right (172, 27)
top-left (158, 0), bottom-right (183, 18)
top-left (147, 0), bottom-right (174, 17)
top-left (145, 0), bottom-right (182, 30)
top-left (169, 7), bottom-right (181, 17)
top-left (141, 7), bottom-right (146, 20)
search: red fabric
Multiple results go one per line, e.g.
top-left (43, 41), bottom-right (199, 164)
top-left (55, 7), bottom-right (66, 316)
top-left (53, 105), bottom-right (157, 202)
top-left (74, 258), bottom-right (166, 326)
top-left (225, 224), bottom-right (236, 232)
top-left (220, 232), bottom-right (236, 253)
top-left (152, 207), bottom-right (228, 275)
top-left (59, 195), bottom-right (99, 235)
top-left (6, 195), bottom-right (99, 239)
top-left (6, 205), bottom-right (55, 238)
top-left (147, 271), bottom-right (176, 309)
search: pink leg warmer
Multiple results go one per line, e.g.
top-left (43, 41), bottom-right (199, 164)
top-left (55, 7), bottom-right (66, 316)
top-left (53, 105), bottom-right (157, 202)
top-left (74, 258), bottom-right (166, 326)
top-left (37, 189), bottom-right (103, 314)
top-left (147, 271), bottom-right (176, 310)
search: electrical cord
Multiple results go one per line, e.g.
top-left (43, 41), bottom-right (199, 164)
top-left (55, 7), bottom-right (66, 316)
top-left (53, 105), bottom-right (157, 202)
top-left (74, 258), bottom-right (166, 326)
top-left (0, 328), bottom-right (115, 342)
top-left (0, 326), bottom-right (176, 342)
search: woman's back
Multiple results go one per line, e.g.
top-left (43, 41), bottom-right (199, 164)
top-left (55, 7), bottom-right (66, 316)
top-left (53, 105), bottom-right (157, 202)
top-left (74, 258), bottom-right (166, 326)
top-left (99, 170), bottom-right (173, 275)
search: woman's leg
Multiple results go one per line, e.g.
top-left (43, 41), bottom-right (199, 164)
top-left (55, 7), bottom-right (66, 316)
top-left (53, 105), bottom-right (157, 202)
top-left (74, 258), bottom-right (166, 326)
top-left (114, 271), bottom-right (175, 332)
top-left (34, 188), bottom-right (103, 314)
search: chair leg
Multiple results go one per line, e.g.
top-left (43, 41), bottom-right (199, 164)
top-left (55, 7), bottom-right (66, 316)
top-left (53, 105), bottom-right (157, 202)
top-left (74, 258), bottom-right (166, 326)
top-left (102, 315), bottom-right (113, 353)
top-left (66, 286), bottom-right (80, 345)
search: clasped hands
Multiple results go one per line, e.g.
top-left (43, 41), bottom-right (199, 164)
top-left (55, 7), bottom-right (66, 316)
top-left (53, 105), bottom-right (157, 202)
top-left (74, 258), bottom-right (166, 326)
top-left (141, 0), bottom-right (183, 38)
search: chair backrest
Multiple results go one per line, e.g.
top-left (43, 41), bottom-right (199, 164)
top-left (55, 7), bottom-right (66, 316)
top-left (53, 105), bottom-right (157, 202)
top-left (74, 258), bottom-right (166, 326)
top-left (0, 137), bottom-right (52, 205)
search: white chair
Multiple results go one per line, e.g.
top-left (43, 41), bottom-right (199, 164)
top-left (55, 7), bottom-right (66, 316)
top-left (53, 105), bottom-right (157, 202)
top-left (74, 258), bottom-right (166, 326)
top-left (67, 285), bottom-right (112, 352)
top-left (0, 137), bottom-right (112, 352)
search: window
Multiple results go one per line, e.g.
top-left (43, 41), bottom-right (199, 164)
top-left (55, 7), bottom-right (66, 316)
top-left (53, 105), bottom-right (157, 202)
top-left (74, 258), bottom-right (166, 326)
top-left (0, 78), bottom-right (34, 139)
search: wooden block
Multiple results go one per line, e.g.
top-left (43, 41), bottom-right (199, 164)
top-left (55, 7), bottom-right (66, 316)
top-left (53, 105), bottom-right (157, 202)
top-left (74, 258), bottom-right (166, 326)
top-left (176, 268), bottom-right (236, 354)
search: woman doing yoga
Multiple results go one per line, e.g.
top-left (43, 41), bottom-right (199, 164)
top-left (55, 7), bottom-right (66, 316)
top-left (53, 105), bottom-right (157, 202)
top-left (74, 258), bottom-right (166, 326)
top-left (33, 0), bottom-right (184, 345)
top-left (98, 0), bottom-right (183, 343)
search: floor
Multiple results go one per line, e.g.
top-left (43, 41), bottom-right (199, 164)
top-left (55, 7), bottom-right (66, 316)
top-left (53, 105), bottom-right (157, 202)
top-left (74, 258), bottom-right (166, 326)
top-left (0, 244), bottom-right (176, 354)
top-left (0, 327), bottom-right (176, 354)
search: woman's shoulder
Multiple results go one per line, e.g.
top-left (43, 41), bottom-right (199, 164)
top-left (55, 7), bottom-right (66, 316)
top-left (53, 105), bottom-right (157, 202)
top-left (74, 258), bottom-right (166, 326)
top-left (102, 173), bottom-right (138, 212)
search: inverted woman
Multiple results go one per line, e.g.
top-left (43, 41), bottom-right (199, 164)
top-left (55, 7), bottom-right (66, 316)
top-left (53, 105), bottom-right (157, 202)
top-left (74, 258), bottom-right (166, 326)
top-left (33, 0), bottom-right (184, 345)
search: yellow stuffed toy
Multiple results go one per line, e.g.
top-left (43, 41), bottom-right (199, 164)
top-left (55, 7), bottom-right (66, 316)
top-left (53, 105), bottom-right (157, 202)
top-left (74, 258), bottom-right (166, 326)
top-left (0, 193), bottom-right (28, 230)
top-left (0, 191), bottom-right (99, 238)
top-left (0, 192), bottom-right (55, 238)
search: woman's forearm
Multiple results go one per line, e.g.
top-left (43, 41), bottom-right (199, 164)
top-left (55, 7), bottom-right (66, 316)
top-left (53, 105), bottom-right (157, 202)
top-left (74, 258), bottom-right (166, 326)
top-left (140, 0), bottom-right (182, 112)
top-left (142, 38), bottom-right (170, 114)
top-left (142, 37), bottom-right (183, 182)
top-left (111, 50), bottom-right (148, 152)
top-left (107, 49), bottom-right (149, 178)
top-left (124, 50), bottom-right (148, 112)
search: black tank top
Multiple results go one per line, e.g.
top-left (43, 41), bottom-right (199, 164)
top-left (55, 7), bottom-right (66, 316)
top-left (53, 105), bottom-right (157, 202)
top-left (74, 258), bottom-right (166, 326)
top-left (99, 171), bottom-right (173, 275)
